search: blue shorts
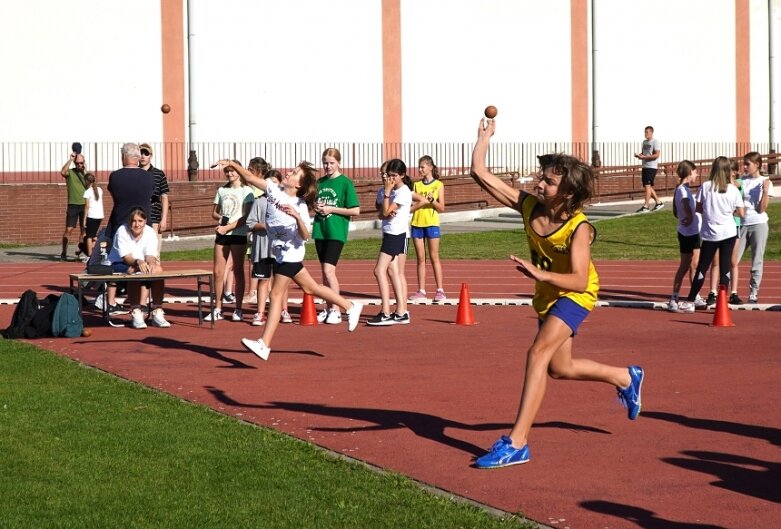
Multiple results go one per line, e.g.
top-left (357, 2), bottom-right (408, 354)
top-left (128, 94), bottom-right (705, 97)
top-left (410, 225), bottom-right (441, 239)
top-left (539, 297), bottom-right (590, 336)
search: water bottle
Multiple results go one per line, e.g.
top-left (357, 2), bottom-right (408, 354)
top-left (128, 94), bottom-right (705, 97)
top-left (99, 241), bottom-right (110, 266)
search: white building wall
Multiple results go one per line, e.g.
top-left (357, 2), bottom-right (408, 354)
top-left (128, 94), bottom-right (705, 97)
top-left (1, 0), bottom-right (779, 146)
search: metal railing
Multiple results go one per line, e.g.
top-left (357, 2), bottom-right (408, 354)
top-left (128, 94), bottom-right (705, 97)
top-left (1, 141), bottom-right (777, 184)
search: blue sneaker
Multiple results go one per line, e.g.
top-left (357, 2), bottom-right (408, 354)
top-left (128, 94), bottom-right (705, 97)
top-left (617, 365), bottom-right (644, 420)
top-left (474, 436), bottom-right (530, 469)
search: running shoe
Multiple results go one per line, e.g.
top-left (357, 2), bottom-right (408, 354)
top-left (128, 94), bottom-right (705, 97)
top-left (666, 299), bottom-right (679, 312)
top-left (408, 290), bottom-right (427, 302)
top-left (652, 202), bottom-right (665, 211)
top-left (130, 308), bottom-right (147, 329)
top-left (280, 309), bottom-right (293, 324)
top-left (231, 309), bottom-right (243, 322)
top-left (749, 290), bottom-right (758, 304)
top-left (474, 436), bottom-right (531, 469)
top-left (325, 309), bottom-right (342, 325)
top-left (367, 311), bottom-right (394, 326)
top-left (346, 302), bottom-right (364, 332)
top-left (433, 289), bottom-right (447, 303)
top-left (204, 308), bottom-right (223, 321)
top-left (392, 311), bottom-right (411, 324)
top-left (617, 365), bottom-right (644, 420)
top-left (705, 291), bottom-right (717, 307)
top-left (677, 301), bottom-right (695, 313)
top-left (108, 303), bottom-right (129, 316)
top-left (243, 291), bottom-right (257, 304)
top-left (694, 295), bottom-right (707, 309)
top-left (242, 337), bottom-right (270, 361)
top-left (222, 292), bottom-right (236, 304)
top-left (252, 313), bottom-right (266, 326)
top-left (150, 308), bottom-right (171, 328)
top-left (316, 309), bottom-right (329, 323)
top-left (728, 292), bottom-right (744, 305)
top-left (636, 206), bottom-right (650, 213)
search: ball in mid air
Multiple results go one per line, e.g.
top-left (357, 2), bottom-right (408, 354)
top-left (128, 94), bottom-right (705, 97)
top-left (484, 105), bottom-right (498, 119)
top-left (161, 104), bottom-right (171, 114)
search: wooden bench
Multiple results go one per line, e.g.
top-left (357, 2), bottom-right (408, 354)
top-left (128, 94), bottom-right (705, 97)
top-left (69, 269), bottom-right (215, 327)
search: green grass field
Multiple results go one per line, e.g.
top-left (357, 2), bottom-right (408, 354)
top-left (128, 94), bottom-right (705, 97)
top-left (2, 203), bottom-right (778, 528)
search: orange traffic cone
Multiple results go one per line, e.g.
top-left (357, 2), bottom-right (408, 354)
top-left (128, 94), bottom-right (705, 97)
top-left (711, 284), bottom-right (735, 327)
top-left (300, 293), bottom-right (318, 326)
top-left (455, 283), bottom-right (475, 325)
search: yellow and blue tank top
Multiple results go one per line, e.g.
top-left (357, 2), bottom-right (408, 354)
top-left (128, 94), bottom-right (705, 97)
top-left (520, 194), bottom-right (599, 317)
top-left (411, 179), bottom-right (444, 227)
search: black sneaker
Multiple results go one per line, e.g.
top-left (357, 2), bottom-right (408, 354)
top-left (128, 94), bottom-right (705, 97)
top-left (705, 292), bottom-right (717, 307)
top-left (652, 202), bottom-right (665, 211)
top-left (392, 312), bottom-right (411, 324)
top-left (728, 292), bottom-right (743, 305)
top-left (108, 303), bottom-right (129, 316)
top-left (367, 312), bottom-right (395, 326)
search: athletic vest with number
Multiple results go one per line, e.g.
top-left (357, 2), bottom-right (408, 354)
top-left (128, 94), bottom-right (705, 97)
top-left (520, 194), bottom-right (599, 317)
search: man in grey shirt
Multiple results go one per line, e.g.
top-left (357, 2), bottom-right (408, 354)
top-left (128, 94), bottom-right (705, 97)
top-left (634, 125), bottom-right (663, 212)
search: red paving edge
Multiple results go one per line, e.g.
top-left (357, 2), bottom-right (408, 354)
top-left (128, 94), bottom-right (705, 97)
top-left (1, 260), bottom-right (780, 529)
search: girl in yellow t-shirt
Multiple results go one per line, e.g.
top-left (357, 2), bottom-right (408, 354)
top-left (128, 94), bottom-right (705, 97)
top-left (409, 156), bottom-right (446, 302)
top-left (470, 117), bottom-right (644, 470)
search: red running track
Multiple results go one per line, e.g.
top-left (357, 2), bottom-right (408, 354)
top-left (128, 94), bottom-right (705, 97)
top-left (1, 260), bottom-right (779, 529)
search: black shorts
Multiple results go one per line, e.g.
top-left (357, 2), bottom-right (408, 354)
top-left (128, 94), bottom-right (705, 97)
top-left (66, 204), bottom-right (85, 228)
top-left (677, 232), bottom-right (701, 254)
top-left (380, 233), bottom-right (408, 258)
top-left (641, 168), bottom-right (657, 187)
top-left (272, 261), bottom-right (304, 278)
top-left (252, 258), bottom-right (274, 279)
top-left (215, 233), bottom-right (248, 246)
top-left (85, 218), bottom-right (102, 238)
top-left (315, 239), bottom-right (345, 266)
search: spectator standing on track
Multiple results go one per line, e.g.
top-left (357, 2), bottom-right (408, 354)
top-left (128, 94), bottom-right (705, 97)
top-left (409, 155), bottom-right (447, 303)
top-left (706, 160), bottom-right (744, 306)
top-left (736, 151), bottom-right (776, 303)
top-left (138, 143), bottom-right (170, 254)
top-left (243, 157), bottom-right (270, 306)
top-left (470, 117), bottom-right (643, 469)
top-left (204, 161), bottom-right (254, 323)
top-left (312, 148), bottom-right (361, 325)
top-left (667, 161), bottom-right (703, 312)
top-left (677, 157), bottom-right (745, 313)
top-left (81, 172), bottom-right (104, 262)
top-left (634, 126), bottom-right (664, 213)
top-left (59, 151), bottom-right (87, 260)
top-left (367, 159), bottom-right (414, 326)
top-left (215, 159), bottom-right (363, 361)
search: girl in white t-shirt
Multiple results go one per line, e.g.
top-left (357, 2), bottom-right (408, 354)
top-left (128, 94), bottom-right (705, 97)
top-left (667, 161), bottom-right (702, 311)
top-left (213, 159), bottom-right (364, 361)
top-left (81, 172), bottom-right (104, 260)
top-left (367, 158), bottom-right (414, 326)
top-left (679, 157), bottom-right (745, 313)
top-left (737, 151), bottom-right (776, 303)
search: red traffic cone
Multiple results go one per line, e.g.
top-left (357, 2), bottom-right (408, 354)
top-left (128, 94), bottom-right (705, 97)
top-left (711, 284), bottom-right (735, 327)
top-left (455, 283), bottom-right (475, 325)
top-left (300, 293), bottom-right (318, 326)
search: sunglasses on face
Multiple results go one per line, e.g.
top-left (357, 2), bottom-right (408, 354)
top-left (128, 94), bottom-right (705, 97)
top-left (140, 150), bottom-right (151, 156)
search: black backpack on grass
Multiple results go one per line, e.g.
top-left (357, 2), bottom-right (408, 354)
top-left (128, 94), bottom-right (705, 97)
top-left (2, 290), bottom-right (49, 339)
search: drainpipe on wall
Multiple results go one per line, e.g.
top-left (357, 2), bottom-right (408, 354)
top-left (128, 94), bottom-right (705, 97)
top-left (186, 0), bottom-right (199, 181)
top-left (769, 0), bottom-right (777, 174)
top-left (591, 0), bottom-right (601, 168)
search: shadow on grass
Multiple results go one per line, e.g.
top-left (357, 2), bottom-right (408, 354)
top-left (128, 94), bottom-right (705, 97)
top-left (205, 387), bottom-right (609, 457)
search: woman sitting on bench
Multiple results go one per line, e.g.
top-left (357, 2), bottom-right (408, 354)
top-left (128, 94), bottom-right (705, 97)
top-left (108, 207), bottom-right (170, 329)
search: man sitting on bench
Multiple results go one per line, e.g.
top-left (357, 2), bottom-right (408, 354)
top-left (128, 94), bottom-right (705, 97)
top-left (108, 207), bottom-right (170, 329)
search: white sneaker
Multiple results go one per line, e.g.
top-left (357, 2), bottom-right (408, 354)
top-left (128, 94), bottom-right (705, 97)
top-left (280, 309), bottom-right (293, 323)
top-left (325, 309), bottom-right (342, 325)
top-left (94, 294), bottom-right (104, 311)
top-left (749, 290), bottom-right (758, 304)
top-left (232, 309), bottom-right (244, 322)
top-left (677, 301), bottom-right (695, 313)
top-left (346, 302), bottom-right (364, 332)
top-left (694, 296), bottom-right (707, 309)
top-left (316, 309), bottom-right (329, 323)
top-left (666, 299), bottom-right (679, 312)
top-left (204, 308), bottom-right (223, 321)
top-left (150, 308), bottom-right (171, 328)
top-left (252, 313), bottom-right (266, 326)
top-left (242, 337), bottom-right (270, 361)
top-left (131, 308), bottom-right (147, 329)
